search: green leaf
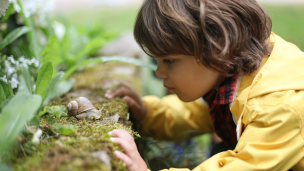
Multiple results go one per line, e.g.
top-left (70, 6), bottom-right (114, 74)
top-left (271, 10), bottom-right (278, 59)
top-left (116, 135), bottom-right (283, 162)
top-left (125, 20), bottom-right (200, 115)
top-left (6, 82), bottom-right (13, 97)
top-left (0, 79), bottom-right (13, 106)
top-left (17, 76), bottom-right (30, 93)
top-left (45, 16), bottom-right (55, 37)
top-left (61, 29), bottom-right (71, 57)
top-left (0, 26), bottom-right (30, 50)
top-left (28, 18), bottom-right (42, 59)
top-left (0, 82), bottom-right (6, 105)
top-left (41, 72), bottom-right (64, 105)
top-left (40, 35), bottom-right (62, 73)
top-left (62, 56), bottom-right (157, 80)
top-left (42, 79), bottom-right (74, 106)
top-left (47, 117), bottom-right (55, 125)
top-left (0, 3), bottom-right (14, 22)
top-left (75, 38), bottom-right (107, 61)
top-left (53, 124), bottom-right (76, 136)
top-left (20, 65), bottom-right (34, 94)
top-left (0, 78), bottom-right (13, 99)
top-left (0, 91), bottom-right (42, 156)
top-left (17, 0), bottom-right (41, 59)
top-left (38, 106), bottom-right (66, 118)
top-left (37, 110), bottom-right (47, 117)
top-left (35, 61), bottom-right (53, 95)
top-left (28, 116), bottom-right (40, 126)
top-left (0, 96), bottom-right (13, 113)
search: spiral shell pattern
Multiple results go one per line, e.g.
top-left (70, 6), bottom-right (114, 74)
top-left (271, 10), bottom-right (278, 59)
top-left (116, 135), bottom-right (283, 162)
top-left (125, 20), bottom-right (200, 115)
top-left (67, 97), bottom-right (101, 119)
top-left (67, 101), bottom-right (78, 116)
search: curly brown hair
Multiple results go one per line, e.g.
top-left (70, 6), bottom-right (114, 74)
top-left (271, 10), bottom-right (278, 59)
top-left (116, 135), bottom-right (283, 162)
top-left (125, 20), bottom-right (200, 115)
top-left (134, 0), bottom-right (272, 76)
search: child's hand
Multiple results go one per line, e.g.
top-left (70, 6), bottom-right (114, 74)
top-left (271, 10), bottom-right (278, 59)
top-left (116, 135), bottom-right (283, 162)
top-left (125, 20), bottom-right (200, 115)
top-left (104, 82), bottom-right (147, 121)
top-left (109, 129), bottom-right (148, 171)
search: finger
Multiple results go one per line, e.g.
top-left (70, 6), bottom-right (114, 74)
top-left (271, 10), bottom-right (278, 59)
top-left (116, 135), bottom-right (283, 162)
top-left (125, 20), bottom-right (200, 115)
top-left (110, 137), bottom-right (136, 157)
top-left (105, 86), bottom-right (131, 99)
top-left (123, 96), bottom-right (145, 121)
top-left (114, 151), bottom-right (135, 171)
top-left (109, 129), bottom-right (134, 141)
top-left (123, 96), bottom-right (141, 112)
top-left (105, 83), bottom-right (141, 101)
top-left (116, 81), bottom-right (133, 90)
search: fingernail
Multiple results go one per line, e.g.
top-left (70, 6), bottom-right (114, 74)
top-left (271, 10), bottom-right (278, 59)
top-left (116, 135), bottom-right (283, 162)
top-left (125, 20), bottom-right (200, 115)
top-left (110, 137), bottom-right (116, 142)
top-left (108, 131), bottom-right (113, 135)
top-left (114, 151), bottom-right (120, 155)
top-left (105, 94), bottom-right (113, 99)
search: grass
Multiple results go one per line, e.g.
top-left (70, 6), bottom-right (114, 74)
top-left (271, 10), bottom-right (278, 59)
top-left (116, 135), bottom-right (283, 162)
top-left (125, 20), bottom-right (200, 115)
top-left (262, 4), bottom-right (304, 51)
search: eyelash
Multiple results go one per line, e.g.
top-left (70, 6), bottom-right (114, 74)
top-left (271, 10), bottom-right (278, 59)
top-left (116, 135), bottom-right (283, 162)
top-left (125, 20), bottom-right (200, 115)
top-left (162, 59), bottom-right (174, 64)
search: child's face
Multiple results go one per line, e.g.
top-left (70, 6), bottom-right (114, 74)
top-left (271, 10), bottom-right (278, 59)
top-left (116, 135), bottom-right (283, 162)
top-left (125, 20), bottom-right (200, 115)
top-left (154, 54), bottom-right (225, 102)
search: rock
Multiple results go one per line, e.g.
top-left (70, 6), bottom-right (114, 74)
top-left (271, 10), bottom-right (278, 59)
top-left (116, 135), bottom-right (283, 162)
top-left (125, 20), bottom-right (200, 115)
top-left (100, 113), bottom-right (120, 125)
top-left (111, 66), bottom-right (136, 76)
top-left (97, 32), bottom-right (145, 59)
top-left (91, 150), bottom-right (112, 171)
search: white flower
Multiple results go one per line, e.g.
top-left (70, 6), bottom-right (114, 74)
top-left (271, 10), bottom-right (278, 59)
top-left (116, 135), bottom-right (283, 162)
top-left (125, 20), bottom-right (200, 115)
top-left (32, 129), bottom-right (42, 144)
top-left (19, 56), bottom-right (25, 62)
top-left (8, 56), bottom-right (16, 64)
top-left (10, 0), bottom-right (37, 18)
top-left (4, 60), bottom-right (16, 77)
top-left (10, 74), bottom-right (19, 88)
top-left (34, 60), bottom-right (39, 67)
top-left (0, 76), bottom-right (8, 84)
top-left (11, 0), bottom-right (56, 24)
top-left (29, 58), bottom-right (40, 67)
top-left (0, 0), bottom-right (10, 18)
top-left (53, 21), bottom-right (66, 41)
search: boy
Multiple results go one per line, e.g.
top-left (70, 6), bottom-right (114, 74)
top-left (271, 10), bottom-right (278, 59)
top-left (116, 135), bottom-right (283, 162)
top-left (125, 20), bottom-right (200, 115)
top-left (107, 0), bottom-right (304, 170)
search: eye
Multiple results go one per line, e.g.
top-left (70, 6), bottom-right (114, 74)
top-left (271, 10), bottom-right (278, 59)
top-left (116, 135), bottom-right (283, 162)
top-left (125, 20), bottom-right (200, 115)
top-left (162, 59), bottom-right (174, 64)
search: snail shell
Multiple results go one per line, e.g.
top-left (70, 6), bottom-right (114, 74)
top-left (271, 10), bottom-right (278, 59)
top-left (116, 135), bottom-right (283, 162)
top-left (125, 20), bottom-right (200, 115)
top-left (76, 97), bottom-right (95, 113)
top-left (67, 101), bottom-right (78, 116)
top-left (67, 97), bottom-right (101, 119)
top-left (76, 108), bottom-right (101, 120)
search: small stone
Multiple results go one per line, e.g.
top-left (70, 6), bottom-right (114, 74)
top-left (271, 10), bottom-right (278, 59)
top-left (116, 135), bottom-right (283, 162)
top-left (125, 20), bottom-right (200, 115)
top-left (91, 150), bottom-right (112, 171)
top-left (55, 141), bottom-right (64, 147)
top-left (100, 114), bottom-right (120, 125)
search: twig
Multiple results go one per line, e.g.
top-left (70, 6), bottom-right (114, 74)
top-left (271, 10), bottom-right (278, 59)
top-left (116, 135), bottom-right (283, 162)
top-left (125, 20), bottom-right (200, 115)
top-left (20, 144), bottom-right (27, 157)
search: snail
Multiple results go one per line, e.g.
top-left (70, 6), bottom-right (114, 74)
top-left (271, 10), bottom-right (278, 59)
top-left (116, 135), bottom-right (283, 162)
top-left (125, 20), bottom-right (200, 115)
top-left (67, 97), bottom-right (101, 120)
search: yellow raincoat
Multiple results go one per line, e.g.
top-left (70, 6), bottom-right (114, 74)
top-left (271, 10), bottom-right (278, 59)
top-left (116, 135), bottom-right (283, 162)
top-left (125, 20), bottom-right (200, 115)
top-left (140, 33), bottom-right (304, 171)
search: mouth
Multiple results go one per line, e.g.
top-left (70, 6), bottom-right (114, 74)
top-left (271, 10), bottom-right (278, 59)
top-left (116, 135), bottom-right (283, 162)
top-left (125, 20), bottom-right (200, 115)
top-left (164, 85), bottom-right (175, 91)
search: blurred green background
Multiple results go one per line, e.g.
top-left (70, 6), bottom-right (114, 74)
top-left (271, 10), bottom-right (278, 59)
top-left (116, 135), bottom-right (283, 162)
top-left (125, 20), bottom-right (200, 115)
top-left (263, 5), bottom-right (304, 51)
top-left (58, 4), bottom-right (304, 51)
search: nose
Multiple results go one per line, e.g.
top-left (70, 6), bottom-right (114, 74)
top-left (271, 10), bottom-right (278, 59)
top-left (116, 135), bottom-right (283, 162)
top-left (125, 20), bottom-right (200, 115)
top-left (155, 64), bottom-right (167, 79)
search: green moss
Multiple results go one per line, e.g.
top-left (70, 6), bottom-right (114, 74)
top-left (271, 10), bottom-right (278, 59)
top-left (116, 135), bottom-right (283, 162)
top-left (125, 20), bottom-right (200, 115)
top-left (8, 113), bottom-right (139, 171)
top-left (5, 62), bottom-right (142, 170)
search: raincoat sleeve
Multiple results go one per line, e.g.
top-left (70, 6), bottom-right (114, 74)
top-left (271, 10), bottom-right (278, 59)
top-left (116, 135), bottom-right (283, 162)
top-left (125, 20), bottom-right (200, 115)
top-left (139, 94), bottom-right (213, 140)
top-left (155, 102), bottom-right (304, 171)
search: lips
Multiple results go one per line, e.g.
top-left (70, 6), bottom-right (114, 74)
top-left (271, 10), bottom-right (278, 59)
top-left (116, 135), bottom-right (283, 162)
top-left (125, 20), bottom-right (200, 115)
top-left (164, 85), bottom-right (175, 91)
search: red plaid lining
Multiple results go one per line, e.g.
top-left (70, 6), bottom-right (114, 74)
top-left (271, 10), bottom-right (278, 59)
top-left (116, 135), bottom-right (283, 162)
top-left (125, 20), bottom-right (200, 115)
top-left (204, 74), bottom-right (239, 149)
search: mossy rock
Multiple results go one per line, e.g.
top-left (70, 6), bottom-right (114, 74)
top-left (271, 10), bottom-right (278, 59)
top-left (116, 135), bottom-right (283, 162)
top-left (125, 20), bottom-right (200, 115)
top-left (5, 62), bottom-right (142, 171)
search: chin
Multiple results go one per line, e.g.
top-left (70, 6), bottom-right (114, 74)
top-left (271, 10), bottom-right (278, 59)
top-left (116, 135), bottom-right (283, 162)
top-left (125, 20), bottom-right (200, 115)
top-left (176, 94), bottom-right (198, 102)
